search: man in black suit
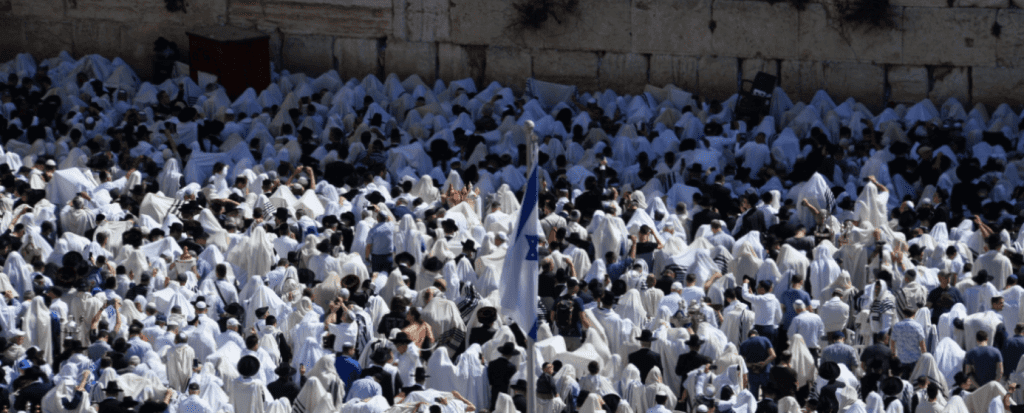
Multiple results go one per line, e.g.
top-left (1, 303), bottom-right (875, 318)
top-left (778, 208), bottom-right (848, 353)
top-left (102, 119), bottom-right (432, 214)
top-left (737, 193), bottom-right (769, 239)
top-left (96, 382), bottom-right (130, 413)
top-left (268, 363), bottom-right (301, 402)
top-left (510, 379), bottom-right (528, 412)
top-left (757, 383), bottom-right (780, 413)
top-left (360, 348), bottom-right (404, 405)
top-left (708, 174), bottom-right (735, 216)
top-left (628, 330), bottom-right (663, 383)
top-left (488, 343), bottom-right (519, 411)
top-left (689, 196), bottom-right (722, 243)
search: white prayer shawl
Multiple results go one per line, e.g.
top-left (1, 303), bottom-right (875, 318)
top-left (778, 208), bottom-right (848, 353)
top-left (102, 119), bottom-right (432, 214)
top-left (42, 375), bottom-right (94, 413)
top-left (910, 353), bottom-right (948, 394)
top-left (167, 342), bottom-right (195, 392)
top-left (642, 367), bottom-right (675, 413)
top-left (810, 245), bottom-right (842, 301)
top-left (934, 337), bottom-right (965, 388)
top-left (228, 376), bottom-right (269, 413)
top-left (964, 311), bottom-right (1003, 351)
top-left (974, 250), bottom-right (1014, 290)
top-left (308, 354), bottom-right (346, 407)
top-left (295, 377), bottom-right (335, 413)
top-left (963, 381), bottom-right (1007, 413)
top-left (839, 385), bottom-right (867, 413)
top-left (4, 252), bottom-right (32, 296)
top-left (25, 296), bottom-right (53, 364)
top-left (789, 334), bottom-right (817, 386)
top-left (226, 225), bottom-right (276, 279)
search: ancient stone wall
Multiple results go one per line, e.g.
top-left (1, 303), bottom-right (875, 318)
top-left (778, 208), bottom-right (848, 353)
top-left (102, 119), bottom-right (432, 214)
top-left (2, 0), bottom-right (1023, 108)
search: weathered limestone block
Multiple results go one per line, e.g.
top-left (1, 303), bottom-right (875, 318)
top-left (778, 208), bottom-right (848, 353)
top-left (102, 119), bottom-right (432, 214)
top-left (741, 58), bottom-right (779, 85)
top-left (600, 53), bottom-right (648, 94)
top-left (438, 43), bottom-right (470, 81)
top-left (230, 1), bottom-right (390, 38)
top-left (929, 67), bottom-right (969, 103)
top-left (887, 66), bottom-right (929, 104)
top-left (798, 4), bottom-right (902, 64)
top-left (0, 17), bottom-right (24, 62)
top-left (449, 0), bottom-right (508, 46)
top-left (995, 10), bottom-right (1024, 67)
top-left (711, 1), bottom-right (799, 59)
top-left (385, 41), bottom-right (437, 82)
top-left (632, 0), bottom-right (713, 56)
top-left (903, 7), bottom-right (997, 66)
top-left (822, 61), bottom-right (884, 109)
top-left (9, 0), bottom-right (63, 19)
top-left (335, 37), bottom-right (381, 80)
top-left (649, 54), bottom-right (699, 91)
top-left (74, 20), bottom-right (123, 58)
top-left (484, 46), bottom-right (531, 92)
top-left (24, 20), bottom-right (72, 61)
top-left (956, 0), bottom-right (1009, 9)
top-left (533, 50), bottom-right (599, 91)
top-left (780, 60), bottom-right (825, 103)
top-left (283, 34), bottom-right (335, 76)
top-left (973, 66), bottom-right (1024, 106)
top-left (698, 56), bottom-right (738, 100)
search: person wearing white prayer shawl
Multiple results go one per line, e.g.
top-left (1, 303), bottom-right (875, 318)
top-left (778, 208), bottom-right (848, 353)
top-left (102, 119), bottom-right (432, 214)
top-left (975, 233), bottom-right (1015, 290)
top-left (346, 374), bottom-right (383, 402)
top-left (177, 382), bottom-right (214, 413)
top-left (579, 361), bottom-right (616, 397)
top-left (166, 332), bottom-right (195, 392)
top-left (217, 317), bottom-right (246, 349)
top-left (966, 271), bottom-right (1000, 315)
top-left (294, 376), bottom-right (335, 413)
top-left (838, 384), bottom-right (867, 413)
top-left (228, 355), bottom-right (270, 413)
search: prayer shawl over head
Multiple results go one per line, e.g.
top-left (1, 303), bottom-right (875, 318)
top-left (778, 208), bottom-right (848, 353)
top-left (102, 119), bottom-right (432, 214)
top-left (24, 296), bottom-right (52, 364)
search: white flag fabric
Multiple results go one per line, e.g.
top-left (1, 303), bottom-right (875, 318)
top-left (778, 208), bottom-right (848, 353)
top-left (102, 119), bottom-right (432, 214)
top-left (500, 164), bottom-right (541, 340)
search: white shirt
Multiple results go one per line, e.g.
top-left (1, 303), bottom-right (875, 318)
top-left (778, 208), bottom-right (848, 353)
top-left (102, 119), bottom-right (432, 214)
top-left (329, 321), bottom-right (359, 352)
top-left (646, 404), bottom-right (673, 413)
top-left (789, 311), bottom-right (826, 349)
top-left (742, 287), bottom-right (783, 326)
top-left (681, 286), bottom-right (705, 305)
top-left (657, 293), bottom-right (685, 316)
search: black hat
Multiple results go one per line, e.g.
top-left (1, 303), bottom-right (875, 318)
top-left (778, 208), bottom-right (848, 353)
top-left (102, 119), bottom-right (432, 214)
top-left (395, 252), bottom-right (415, 267)
top-left (498, 342), bottom-right (521, 356)
top-left (510, 379), bottom-right (527, 391)
top-left (881, 376), bottom-right (904, 396)
top-left (413, 367), bottom-right (429, 381)
top-left (365, 191), bottom-right (385, 205)
top-left (370, 347), bottom-right (392, 365)
top-left (685, 334), bottom-right (704, 348)
top-left (476, 306), bottom-right (498, 324)
top-left (274, 363), bottom-right (296, 376)
top-left (238, 355), bottom-right (261, 377)
top-left (461, 239), bottom-right (477, 253)
top-left (255, 307), bottom-right (269, 318)
top-left (972, 270), bottom-right (993, 285)
top-left (392, 332), bottom-right (413, 345)
top-left (636, 329), bottom-right (657, 342)
top-left (188, 382), bottom-right (200, 391)
top-left (104, 381), bottom-right (121, 393)
top-left (423, 256), bottom-right (445, 272)
top-left (819, 361), bottom-right (841, 381)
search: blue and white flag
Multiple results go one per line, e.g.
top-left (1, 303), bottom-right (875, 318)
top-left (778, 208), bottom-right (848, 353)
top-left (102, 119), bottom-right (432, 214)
top-left (500, 165), bottom-right (541, 341)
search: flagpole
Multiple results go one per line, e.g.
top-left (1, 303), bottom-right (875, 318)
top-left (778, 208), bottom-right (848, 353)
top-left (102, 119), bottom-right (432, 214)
top-left (526, 121), bottom-right (539, 413)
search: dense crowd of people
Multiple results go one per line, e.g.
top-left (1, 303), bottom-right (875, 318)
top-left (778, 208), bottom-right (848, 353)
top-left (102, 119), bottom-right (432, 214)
top-left (0, 48), bottom-right (1023, 413)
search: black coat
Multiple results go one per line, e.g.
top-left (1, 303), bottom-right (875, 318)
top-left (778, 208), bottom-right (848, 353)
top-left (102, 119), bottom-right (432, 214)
top-left (757, 398), bottom-right (779, 413)
top-left (267, 377), bottom-right (301, 402)
top-left (628, 348), bottom-right (663, 384)
top-left (487, 357), bottom-right (517, 390)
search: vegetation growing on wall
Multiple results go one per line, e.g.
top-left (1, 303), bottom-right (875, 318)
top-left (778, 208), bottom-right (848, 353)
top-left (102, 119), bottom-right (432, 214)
top-left (837, 0), bottom-right (897, 29)
top-left (164, 0), bottom-right (187, 13)
top-left (508, 0), bottom-right (581, 31)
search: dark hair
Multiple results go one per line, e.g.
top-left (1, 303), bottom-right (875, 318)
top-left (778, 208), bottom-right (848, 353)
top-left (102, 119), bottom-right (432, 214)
top-left (977, 330), bottom-right (989, 342)
top-left (246, 334), bottom-right (260, 349)
top-left (408, 307), bottom-right (422, 323)
top-left (588, 361), bottom-right (599, 375)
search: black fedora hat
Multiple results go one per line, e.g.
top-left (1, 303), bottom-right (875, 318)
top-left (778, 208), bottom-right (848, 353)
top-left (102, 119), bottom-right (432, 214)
top-left (392, 332), bottom-right (413, 345)
top-left (636, 329), bottom-right (657, 342)
top-left (237, 355), bottom-right (261, 377)
top-left (498, 342), bottom-right (521, 356)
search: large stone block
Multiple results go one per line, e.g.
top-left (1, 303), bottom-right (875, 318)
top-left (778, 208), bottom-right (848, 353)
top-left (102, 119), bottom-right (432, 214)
top-left (632, 0), bottom-right (713, 56)
top-left (903, 8), bottom-right (997, 66)
top-left (438, 43), bottom-right (470, 81)
top-left (385, 41), bottom-right (437, 82)
top-left (649, 54), bottom-right (698, 91)
top-left (9, 0), bottom-right (63, 18)
top-left (288, 0), bottom-right (391, 7)
top-left (996, 10), bottom-right (1024, 67)
top-left (956, 0), bottom-right (1008, 8)
top-left (517, 0), bottom-right (632, 52)
top-left (741, 58), bottom-right (779, 85)
top-left (711, 1), bottom-right (799, 59)
top-left (822, 61), bottom-right (885, 109)
top-left (929, 67), bottom-right (969, 103)
top-left (449, 0), bottom-right (508, 46)
top-left (406, 10), bottom-right (450, 42)
top-left (698, 56), bottom-right (738, 100)
top-left (484, 46), bottom-right (531, 92)
top-left (798, 4), bottom-right (903, 64)
top-left (255, 22), bottom-right (284, 70)
top-left (73, 20), bottom-right (123, 59)
top-left (282, 34), bottom-right (335, 76)
top-left (0, 17), bottom-right (24, 63)
top-left (120, 23), bottom-right (177, 79)
top-left (24, 20), bottom-right (73, 60)
top-left (392, 0), bottom-right (408, 40)
top-left (887, 66), bottom-right (929, 104)
top-left (780, 60), bottom-right (824, 102)
top-left (973, 66), bottom-right (1024, 106)
top-left (230, 1), bottom-right (390, 38)
top-left (335, 37), bottom-right (381, 80)
top-left (533, 50), bottom-right (599, 91)
top-left (65, 0), bottom-right (138, 21)
top-left (889, 0), bottom-right (949, 7)
top-left (600, 53), bottom-right (648, 94)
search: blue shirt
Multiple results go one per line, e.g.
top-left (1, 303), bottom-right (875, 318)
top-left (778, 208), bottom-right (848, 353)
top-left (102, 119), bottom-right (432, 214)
top-left (367, 221), bottom-right (396, 255)
top-left (1004, 335), bottom-right (1024, 376)
top-left (739, 336), bottom-right (773, 374)
top-left (335, 355), bottom-right (361, 392)
top-left (892, 319), bottom-right (926, 364)
top-left (780, 289), bottom-right (811, 329)
top-left (965, 345), bottom-right (1003, 385)
top-left (606, 258), bottom-right (634, 281)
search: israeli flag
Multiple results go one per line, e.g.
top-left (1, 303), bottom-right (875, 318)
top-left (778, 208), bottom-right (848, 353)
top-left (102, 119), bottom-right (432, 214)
top-left (500, 164), bottom-right (541, 340)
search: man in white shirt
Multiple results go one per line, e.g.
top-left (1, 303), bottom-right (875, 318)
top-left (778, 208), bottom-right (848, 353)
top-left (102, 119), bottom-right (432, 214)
top-left (742, 279), bottom-right (783, 344)
top-left (657, 282), bottom-right (686, 316)
top-left (178, 382), bottom-right (213, 413)
top-left (788, 300), bottom-right (826, 359)
top-left (707, 220), bottom-right (735, 251)
top-left (680, 274), bottom-right (706, 305)
top-left (818, 289), bottom-right (851, 334)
